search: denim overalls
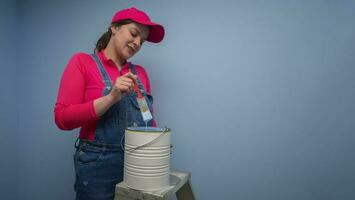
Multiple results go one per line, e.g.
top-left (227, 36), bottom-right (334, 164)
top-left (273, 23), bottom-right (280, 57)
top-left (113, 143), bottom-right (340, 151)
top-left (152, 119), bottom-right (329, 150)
top-left (73, 53), bottom-right (153, 200)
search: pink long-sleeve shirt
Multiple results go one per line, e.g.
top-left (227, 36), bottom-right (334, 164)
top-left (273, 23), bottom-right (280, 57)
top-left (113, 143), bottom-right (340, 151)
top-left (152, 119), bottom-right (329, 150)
top-left (54, 50), bottom-right (154, 140)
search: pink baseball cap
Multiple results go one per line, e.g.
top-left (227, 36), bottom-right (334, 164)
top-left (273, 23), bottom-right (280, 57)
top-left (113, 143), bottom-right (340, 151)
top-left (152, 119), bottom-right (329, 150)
top-left (111, 7), bottom-right (165, 43)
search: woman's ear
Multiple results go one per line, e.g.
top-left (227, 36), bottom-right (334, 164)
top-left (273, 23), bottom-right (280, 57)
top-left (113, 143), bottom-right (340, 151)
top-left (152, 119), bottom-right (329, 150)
top-left (110, 26), bottom-right (119, 35)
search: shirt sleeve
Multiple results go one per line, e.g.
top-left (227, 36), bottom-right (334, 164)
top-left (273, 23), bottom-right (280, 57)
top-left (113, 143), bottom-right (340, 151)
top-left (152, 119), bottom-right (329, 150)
top-left (54, 53), bottom-right (98, 130)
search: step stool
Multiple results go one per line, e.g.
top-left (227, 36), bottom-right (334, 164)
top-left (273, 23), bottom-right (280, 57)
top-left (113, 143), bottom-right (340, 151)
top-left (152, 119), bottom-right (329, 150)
top-left (114, 170), bottom-right (196, 200)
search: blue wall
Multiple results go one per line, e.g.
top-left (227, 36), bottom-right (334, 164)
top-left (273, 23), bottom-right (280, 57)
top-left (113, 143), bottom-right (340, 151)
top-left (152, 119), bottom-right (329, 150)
top-left (0, 0), bottom-right (18, 200)
top-left (2, 0), bottom-right (355, 199)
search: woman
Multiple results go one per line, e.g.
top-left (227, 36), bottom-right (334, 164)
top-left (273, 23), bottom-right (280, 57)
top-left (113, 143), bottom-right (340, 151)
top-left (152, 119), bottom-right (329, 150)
top-left (54, 7), bottom-right (165, 200)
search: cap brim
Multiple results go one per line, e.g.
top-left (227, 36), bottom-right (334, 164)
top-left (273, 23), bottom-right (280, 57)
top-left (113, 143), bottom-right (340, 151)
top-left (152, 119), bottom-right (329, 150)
top-left (146, 23), bottom-right (165, 43)
top-left (135, 21), bottom-right (165, 43)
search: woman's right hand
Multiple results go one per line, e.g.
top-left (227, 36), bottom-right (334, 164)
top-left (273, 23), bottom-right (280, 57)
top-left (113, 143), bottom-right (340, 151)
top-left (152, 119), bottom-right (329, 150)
top-left (107, 72), bottom-right (137, 103)
top-left (93, 72), bottom-right (137, 117)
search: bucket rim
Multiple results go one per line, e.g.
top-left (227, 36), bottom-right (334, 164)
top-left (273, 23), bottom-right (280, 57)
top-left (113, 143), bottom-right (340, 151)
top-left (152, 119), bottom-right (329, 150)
top-left (126, 127), bottom-right (170, 133)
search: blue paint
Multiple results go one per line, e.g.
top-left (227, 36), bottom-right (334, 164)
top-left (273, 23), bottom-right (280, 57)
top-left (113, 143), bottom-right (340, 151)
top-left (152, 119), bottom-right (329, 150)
top-left (127, 127), bottom-right (167, 132)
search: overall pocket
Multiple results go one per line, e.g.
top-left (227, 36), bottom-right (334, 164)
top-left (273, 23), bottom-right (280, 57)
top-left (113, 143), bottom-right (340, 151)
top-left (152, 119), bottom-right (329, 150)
top-left (75, 144), bottom-right (104, 165)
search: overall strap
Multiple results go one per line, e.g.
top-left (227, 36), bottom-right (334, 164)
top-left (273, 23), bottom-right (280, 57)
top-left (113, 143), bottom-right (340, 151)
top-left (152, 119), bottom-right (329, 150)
top-left (91, 53), bottom-right (112, 88)
top-left (129, 63), bottom-right (146, 93)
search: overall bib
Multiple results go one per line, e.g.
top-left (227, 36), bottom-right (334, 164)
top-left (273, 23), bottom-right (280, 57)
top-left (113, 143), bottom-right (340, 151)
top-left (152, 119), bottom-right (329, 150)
top-left (73, 53), bottom-right (153, 200)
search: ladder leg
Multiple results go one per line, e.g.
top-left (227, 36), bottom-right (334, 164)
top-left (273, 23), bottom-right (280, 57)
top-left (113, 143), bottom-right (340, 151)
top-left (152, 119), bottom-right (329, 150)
top-left (176, 180), bottom-right (196, 200)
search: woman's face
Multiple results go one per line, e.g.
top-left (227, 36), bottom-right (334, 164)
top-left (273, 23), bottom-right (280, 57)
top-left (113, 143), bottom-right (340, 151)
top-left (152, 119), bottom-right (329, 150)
top-left (110, 22), bottom-right (150, 61)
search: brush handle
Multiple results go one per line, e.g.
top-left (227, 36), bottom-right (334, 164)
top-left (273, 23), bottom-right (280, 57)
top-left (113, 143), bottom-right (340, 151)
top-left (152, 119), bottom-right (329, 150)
top-left (129, 69), bottom-right (144, 98)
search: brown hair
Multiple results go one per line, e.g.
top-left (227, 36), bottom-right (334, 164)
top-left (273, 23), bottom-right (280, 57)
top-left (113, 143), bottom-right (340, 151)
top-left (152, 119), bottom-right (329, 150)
top-left (95, 20), bottom-right (133, 52)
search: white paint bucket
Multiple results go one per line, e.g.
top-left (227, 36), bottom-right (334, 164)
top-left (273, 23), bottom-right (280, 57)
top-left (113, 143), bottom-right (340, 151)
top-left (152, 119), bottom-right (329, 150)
top-left (123, 127), bottom-right (171, 191)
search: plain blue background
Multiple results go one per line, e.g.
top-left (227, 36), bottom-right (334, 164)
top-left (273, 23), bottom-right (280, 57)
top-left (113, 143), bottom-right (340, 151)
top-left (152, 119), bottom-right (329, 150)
top-left (1, 0), bottom-right (355, 200)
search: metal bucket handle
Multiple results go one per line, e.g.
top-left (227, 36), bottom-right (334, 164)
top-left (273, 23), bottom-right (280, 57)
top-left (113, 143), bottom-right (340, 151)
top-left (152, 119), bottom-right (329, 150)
top-left (121, 127), bottom-right (172, 152)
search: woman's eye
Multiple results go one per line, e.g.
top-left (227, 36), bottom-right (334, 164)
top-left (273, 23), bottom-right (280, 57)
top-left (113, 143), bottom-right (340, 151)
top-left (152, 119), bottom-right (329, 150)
top-left (131, 31), bottom-right (137, 37)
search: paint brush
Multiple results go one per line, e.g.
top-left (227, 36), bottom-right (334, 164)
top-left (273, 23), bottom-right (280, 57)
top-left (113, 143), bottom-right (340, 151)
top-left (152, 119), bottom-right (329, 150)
top-left (131, 74), bottom-right (153, 123)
